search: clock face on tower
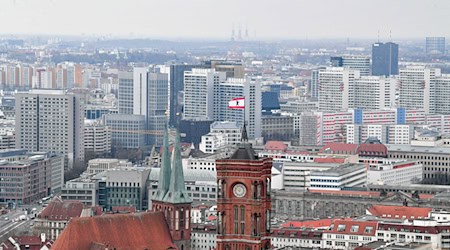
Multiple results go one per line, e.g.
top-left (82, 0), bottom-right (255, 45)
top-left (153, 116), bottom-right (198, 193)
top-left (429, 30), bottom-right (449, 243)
top-left (233, 183), bottom-right (247, 198)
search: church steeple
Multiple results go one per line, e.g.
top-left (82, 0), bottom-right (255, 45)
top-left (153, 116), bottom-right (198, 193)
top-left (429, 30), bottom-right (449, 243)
top-left (155, 125), bottom-right (171, 201)
top-left (163, 129), bottom-right (192, 204)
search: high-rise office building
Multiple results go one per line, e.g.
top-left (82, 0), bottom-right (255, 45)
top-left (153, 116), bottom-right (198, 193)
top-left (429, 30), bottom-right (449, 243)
top-left (244, 79), bottom-right (262, 139)
top-left (204, 59), bottom-right (245, 79)
top-left (318, 67), bottom-right (360, 112)
top-left (146, 72), bottom-right (169, 146)
top-left (399, 66), bottom-right (441, 114)
top-left (330, 55), bottom-right (371, 76)
top-left (132, 67), bottom-right (169, 146)
top-left (426, 37), bottom-right (446, 54)
top-left (15, 89), bottom-right (85, 170)
top-left (169, 64), bottom-right (198, 126)
top-left (309, 69), bottom-right (321, 100)
top-left (213, 78), bottom-right (245, 125)
top-left (118, 71), bottom-right (134, 114)
top-left (372, 42), bottom-right (399, 76)
top-left (133, 67), bottom-right (149, 116)
top-left (103, 114), bottom-right (146, 149)
top-left (183, 68), bottom-right (226, 120)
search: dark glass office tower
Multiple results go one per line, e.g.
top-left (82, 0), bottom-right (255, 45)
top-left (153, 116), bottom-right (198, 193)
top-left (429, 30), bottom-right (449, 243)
top-left (371, 42), bottom-right (399, 76)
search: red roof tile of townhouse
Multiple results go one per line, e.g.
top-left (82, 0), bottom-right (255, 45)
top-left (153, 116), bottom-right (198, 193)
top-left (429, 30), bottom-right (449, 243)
top-left (281, 219), bottom-right (333, 229)
top-left (314, 157), bottom-right (347, 164)
top-left (367, 205), bottom-right (432, 220)
top-left (52, 212), bottom-right (176, 250)
top-left (319, 143), bottom-right (359, 155)
top-left (37, 200), bottom-right (84, 221)
top-left (264, 141), bottom-right (288, 152)
top-left (329, 219), bottom-right (378, 236)
top-left (357, 143), bottom-right (388, 157)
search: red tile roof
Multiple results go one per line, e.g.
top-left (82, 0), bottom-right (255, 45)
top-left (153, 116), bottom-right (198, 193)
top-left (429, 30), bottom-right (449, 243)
top-left (314, 157), bottom-right (347, 164)
top-left (357, 144), bottom-right (388, 156)
top-left (367, 205), bottom-right (432, 220)
top-left (264, 141), bottom-right (288, 152)
top-left (272, 229), bottom-right (323, 239)
top-left (281, 219), bottom-right (333, 229)
top-left (52, 212), bottom-right (176, 250)
top-left (111, 206), bottom-right (136, 213)
top-left (319, 143), bottom-right (358, 154)
top-left (37, 200), bottom-right (84, 221)
top-left (328, 219), bottom-right (378, 236)
top-left (0, 236), bottom-right (53, 250)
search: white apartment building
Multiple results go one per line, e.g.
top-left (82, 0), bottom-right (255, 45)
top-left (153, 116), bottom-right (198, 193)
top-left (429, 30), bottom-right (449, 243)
top-left (399, 66), bottom-right (441, 114)
top-left (310, 163), bottom-right (367, 190)
top-left (15, 89), bottom-right (85, 170)
top-left (352, 76), bottom-right (396, 110)
top-left (346, 124), bottom-right (413, 145)
top-left (84, 119), bottom-right (111, 155)
top-left (362, 158), bottom-right (423, 186)
top-left (436, 74), bottom-right (450, 114)
top-left (183, 68), bottom-right (226, 120)
top-left (318, 67), bottom-right (360, 112)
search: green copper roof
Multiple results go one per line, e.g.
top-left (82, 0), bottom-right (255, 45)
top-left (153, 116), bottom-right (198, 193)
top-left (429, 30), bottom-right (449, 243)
top-left (163, 129), bottom-right (192, 204)
top-left (154, 125), bottom-right (171, 201)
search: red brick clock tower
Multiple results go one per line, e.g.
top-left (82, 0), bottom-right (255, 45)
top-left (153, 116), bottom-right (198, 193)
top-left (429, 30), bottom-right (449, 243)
top-left (216, 137), bottom-right (272, 250)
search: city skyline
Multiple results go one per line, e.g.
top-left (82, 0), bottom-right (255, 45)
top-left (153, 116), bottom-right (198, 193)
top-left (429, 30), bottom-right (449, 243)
top-left (0, 0), bottom-right (449, 40)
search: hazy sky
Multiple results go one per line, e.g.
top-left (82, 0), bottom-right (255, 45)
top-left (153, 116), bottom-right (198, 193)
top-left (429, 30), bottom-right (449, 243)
top-left (0, 0), bottom-right (449, 40)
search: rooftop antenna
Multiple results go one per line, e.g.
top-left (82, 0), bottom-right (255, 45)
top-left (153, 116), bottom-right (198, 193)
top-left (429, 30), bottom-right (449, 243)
top-left (231, 23), bottom-right (235, 41)
top-left (238, 23), bottom-right (242, 41)
top-left (245, 24), bottom-right (249, 41)
top-left (377, 30), bottom-right (380, 43)
top-left (389, 30), bottom-right (392, 42)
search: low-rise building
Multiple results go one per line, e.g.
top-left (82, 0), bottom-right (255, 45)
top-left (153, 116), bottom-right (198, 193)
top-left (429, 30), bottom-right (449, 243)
top-left (96, 167), bottom-right (151, 211)
top-left (0, 154), bottom-right (52, 206)
top-left (34, 199), bottom-right (85, 240)
top-left (310, 163), bottom-right (367, 190)
top-left (191, 224), bottom-right (217, 250)
top-left (61, 174), bottom-right (98, 206)
top-left (86, 158), bottom-right (131, 175)
top-left (322, 219), bottom-right (378, 249)
top-left (363, 159), bottom-right (423, 186)
top-left (271, 229), bottom-right (323, 249)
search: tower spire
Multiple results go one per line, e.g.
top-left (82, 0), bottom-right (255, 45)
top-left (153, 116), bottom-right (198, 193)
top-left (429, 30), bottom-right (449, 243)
top-left (163, 129), bottom-right (192, 204)
top-left (155, 123), bottom-right (171, 200)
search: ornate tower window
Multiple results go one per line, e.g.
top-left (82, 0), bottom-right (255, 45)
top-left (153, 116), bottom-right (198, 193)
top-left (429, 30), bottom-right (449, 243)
top-left (240, 206), bottom-right (245, 234)
top-left (234, 205), bottom-right (239, 234)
